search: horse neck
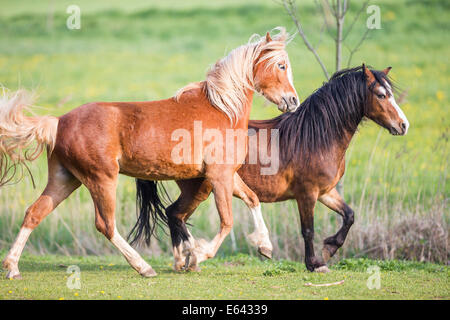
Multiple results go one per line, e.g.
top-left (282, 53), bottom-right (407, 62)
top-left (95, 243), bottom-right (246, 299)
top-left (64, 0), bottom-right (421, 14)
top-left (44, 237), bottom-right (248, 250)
top-left (332, 126), bottom-right (358, 162)
top-left (235, 88), bottom-right (254, 128)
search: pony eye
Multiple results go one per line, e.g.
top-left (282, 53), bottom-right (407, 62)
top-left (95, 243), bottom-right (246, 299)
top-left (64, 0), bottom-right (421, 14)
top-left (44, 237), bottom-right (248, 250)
top-left (377, 94), bottom-right (386, 99)
top-left (278, 63), bottom-right (286, 70)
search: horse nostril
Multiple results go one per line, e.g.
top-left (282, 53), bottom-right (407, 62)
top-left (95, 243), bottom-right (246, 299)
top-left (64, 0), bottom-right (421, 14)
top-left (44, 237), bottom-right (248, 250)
top-left (401, 122), bottom-right (406, 130)
top-left (290, 96), bottom-right (298, 107)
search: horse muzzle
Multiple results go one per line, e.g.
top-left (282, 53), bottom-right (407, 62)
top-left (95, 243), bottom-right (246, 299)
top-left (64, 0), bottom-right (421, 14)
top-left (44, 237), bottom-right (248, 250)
top-left (389, 120), bottom-right (409, 136)
top-left (278, 94), bottom-right (299, 113)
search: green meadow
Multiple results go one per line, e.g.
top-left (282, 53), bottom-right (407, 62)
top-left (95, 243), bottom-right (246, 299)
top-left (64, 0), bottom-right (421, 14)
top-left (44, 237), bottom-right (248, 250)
top-left (0, 253), bottom-right (448, 300)
top-left (0, 0), bottom-right (448, 299)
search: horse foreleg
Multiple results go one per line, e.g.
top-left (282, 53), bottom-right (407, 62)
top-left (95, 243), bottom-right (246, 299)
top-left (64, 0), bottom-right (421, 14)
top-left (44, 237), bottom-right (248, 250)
top-left (232, 173), bottom-right (272, 259)
top-left (87, 177), bottom-right (156, 277)
top-left (3, 157), bottom-right (81, 279)
top-left (192, 173), bottom-right (234, 264)
top-left (296, 192), bottom-right (329, 273)
top-left (318, 188), bottom-right (354, 263)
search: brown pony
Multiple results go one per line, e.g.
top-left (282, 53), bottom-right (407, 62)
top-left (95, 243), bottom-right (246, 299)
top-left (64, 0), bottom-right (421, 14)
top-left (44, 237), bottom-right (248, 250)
top-left (157, 65), bottom-right (409, 272)
top-left (0, 27), bottom-right (299, 279)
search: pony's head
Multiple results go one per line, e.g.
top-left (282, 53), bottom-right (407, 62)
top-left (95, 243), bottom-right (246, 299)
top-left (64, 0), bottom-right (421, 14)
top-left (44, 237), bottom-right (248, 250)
top-left (176, 27), bottom-right (299, 125)
top-left (363, 64), bottom-right (409, 135)
top-left (252, 30), bottom-right (299, 113)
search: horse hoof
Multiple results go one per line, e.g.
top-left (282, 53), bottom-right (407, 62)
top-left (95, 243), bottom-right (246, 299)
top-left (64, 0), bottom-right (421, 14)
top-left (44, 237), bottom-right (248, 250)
top-left (5, 271), bottom-right (22, 280)
top-left (258, 247), bottom-right (272, 259)
top-left (173, 262), bottom-right (185, 272)
top-left (140, 267), bottom-right (157, 278)
top-left (187, 265), bottom-right (201, 272)
top-left (314, 266), bottom-right (331, 273)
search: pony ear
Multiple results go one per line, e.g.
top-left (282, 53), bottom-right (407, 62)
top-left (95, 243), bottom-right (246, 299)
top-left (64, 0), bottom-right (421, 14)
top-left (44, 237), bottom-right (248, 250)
top-left (362, 63), bottom-right (375, 83)
top-left (383, 66), bottom-right (392, 75)
top-left (266, 32), bottom-right (272, 43)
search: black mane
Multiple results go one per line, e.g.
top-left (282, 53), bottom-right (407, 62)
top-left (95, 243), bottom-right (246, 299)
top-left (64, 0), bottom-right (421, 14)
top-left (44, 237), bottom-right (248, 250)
top-left (250, 66), bottom-right (392, 163)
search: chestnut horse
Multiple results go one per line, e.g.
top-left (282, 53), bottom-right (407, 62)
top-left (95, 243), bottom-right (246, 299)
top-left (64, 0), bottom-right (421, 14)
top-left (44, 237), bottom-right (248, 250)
top-left (0, 27), bottom-right (299, 279)
top-left (154, 65), bottom-right (409, 272)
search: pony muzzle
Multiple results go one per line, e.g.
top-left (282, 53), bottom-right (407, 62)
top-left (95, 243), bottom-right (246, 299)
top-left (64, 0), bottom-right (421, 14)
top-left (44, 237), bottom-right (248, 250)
top-left (279, 94), bottom-right (300, 113)
top-left (389, 120), bottom-right (409, 136)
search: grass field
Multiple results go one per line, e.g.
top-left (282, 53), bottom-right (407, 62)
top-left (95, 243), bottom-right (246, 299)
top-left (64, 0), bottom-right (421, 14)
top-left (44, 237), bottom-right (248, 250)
top-left (0, 0), bottom-right (448, 299)
top-left (0, 253), bottom-right (448, 300)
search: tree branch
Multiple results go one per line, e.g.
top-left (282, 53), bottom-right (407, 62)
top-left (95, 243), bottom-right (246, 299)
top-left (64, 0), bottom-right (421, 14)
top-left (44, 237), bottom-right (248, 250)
top-left (282, 0), bottom-right (330, 80)
top-left (343, 0), bottom-right (369, 41)
top-left (345, 27), bottom-right (370, 68)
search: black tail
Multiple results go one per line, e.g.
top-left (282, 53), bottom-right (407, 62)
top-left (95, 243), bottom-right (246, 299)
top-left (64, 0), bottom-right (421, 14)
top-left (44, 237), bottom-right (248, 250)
top-left (128, 179), bottom-right (172, 246)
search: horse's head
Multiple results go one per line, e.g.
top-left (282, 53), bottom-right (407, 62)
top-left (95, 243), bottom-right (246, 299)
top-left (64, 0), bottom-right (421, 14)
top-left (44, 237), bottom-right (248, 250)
top-left (253, 30), bottom-right (299, 113)
top-left (363, 64), bottom-right (409, 135)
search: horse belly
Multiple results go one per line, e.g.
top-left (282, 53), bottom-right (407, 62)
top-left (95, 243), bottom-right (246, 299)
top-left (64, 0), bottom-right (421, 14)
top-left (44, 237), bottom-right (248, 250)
top-left (238, 165), bottom-right (294, 202)
top-left (118, 156), bottom-right (203, 180)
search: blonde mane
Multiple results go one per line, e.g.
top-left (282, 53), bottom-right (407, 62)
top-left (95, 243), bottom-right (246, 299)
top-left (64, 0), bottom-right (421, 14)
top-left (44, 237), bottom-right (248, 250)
top-left (175, 27), bottom-right (292, 125)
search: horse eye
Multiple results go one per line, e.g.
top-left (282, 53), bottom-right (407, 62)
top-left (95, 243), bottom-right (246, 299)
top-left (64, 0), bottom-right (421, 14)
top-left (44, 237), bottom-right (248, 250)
top-left (377, 94), bottom-right (386, 99)
top-left (278, 64), bottom-right (286, 70)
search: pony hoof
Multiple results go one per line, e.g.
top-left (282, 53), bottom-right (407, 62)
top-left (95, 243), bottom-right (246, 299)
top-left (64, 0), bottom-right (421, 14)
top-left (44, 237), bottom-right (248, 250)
top-left (5, 271), bottom-right (22, 280)
top-left (314, 266), bottom-right (331, 273)
top-left (140, 267), bottom-right (157, 278)
top-left (173, 262), bottom-right (185, 272)
top-left (183, 252), bottom-right (192, 270)
top-left (258, 247), bottom-right (272, 259)
top-left (187, 265), bottom-right (201, 272)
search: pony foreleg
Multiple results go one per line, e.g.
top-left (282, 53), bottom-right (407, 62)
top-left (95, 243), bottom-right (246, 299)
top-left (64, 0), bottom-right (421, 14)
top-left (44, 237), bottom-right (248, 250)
top-left (88, 176), bottom-right (156, 277)
top-left (110, 227), bottom-right (157, 277)
top-left (192, 175), bottom-right (234, 264)
top-left (232, 173), bottom-right (272, 259)
top-left (318, 188), bottom-right (354, 263)
top-left (296, 193), bottom-right (330, 273)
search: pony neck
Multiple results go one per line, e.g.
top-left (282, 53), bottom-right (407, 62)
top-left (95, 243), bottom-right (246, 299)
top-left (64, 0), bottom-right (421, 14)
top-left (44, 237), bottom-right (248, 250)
top-left (325, 102), bottom-right (365, 161)
top-left (235, 88), bottom-right (254, 128)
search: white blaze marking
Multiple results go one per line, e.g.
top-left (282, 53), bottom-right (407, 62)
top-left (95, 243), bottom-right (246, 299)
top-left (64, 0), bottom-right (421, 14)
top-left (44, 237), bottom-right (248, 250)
top-left (378, 86), bottom-right (387, 96)
top-left (287, 61), bottom-right (299, 107)
top-left (383, 80), bottom-right (409, 134)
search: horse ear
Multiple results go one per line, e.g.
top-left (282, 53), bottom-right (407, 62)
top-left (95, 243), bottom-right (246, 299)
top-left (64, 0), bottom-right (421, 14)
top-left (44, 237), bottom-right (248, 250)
top-left (383, 66), bottom-right (392, 75)
top-left (266, 32), bottom-right (272, 43)
top-left (362, 63), bottom-right (375, 83)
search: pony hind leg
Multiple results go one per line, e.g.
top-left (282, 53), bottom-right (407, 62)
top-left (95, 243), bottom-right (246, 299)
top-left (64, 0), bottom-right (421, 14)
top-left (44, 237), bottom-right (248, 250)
top-left (168, 178), bottom-right (212, 271)
top-left (233, 173), bottom-right (272, 259)
top-left (86, 176), bottom-right (156, 277)
top-left (2, 157), bottom-right (81, 279)
top-left (318, 188), bottom-right (354, 263)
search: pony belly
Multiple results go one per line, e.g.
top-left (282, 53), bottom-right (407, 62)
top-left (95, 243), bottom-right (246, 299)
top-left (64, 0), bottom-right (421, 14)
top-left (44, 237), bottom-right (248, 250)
top-left (238, 169), bottom-right (294, 202)
top-left (119, 160), bottom-right (204, 181)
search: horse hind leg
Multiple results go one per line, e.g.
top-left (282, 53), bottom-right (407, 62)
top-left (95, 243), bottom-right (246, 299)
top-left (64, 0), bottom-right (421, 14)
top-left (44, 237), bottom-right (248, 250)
top-left (168, 178), bottom-right (212, 272)
top-left (2, 157), bottom-right (81, 279)
top-left (166, 198), bottom-right (195, 271)
top-left (233, 173), bottom-right (272, 259)
top-left (87, 176), bottom-right (156, 277)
